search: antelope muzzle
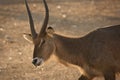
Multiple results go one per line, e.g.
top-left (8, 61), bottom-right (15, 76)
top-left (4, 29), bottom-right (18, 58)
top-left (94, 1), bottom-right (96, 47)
top-left (32, 57), bottom-right (44, 66)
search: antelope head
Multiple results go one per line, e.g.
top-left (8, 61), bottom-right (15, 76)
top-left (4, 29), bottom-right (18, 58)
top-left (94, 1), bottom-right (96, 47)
top-left (24, 0), bottom-right (55, 66)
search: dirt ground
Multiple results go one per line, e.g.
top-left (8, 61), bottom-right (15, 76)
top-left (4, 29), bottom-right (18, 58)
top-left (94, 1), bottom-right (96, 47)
top-left (0, 0), bottom-right (120, 80)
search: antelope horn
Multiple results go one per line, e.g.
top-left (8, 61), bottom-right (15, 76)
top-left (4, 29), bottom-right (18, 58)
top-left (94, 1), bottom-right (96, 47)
top-left (39, 0), bottom-right (49, 37)
top-left (25, 0), bottom-right (37, 39)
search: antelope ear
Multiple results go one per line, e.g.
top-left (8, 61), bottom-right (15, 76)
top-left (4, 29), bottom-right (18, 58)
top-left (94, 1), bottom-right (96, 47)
top-left (47, 26), bottom-right (54, 37)
top-left (23, 33), bottom-right (33, 43)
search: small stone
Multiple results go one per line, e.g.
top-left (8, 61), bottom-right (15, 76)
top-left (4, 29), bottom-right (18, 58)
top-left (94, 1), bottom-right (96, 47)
top-left (0, 28), bottom-right (4, 31)
top-left (62, 14), bottom-right (67, 18)
top-left (57, 5), bottom-right (61, 9)
top-left (13, 22), bottom-right (17, 26)
top-left (8, 57), bottom-right (12, 60)
top-left (38, 71), bottom-right (41, 74)
top-left (41, 67), bottom-right (44, 71)
top-left (28, 57), bottom-right (32, 60)
top-left (18, 52), bottom-right (22, 55)
top-left (33, 4), bottom-right (37, 8)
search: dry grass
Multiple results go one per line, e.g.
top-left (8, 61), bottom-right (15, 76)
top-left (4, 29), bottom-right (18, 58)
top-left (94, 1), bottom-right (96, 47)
top-left (0, 0), bottom-right (120, 80)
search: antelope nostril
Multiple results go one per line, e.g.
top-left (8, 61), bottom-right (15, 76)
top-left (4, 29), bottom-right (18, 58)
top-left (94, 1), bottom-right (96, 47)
top-left (32, 57), bottom-right (44, 66)
top-left (32, 58), bottom-right (37, 65)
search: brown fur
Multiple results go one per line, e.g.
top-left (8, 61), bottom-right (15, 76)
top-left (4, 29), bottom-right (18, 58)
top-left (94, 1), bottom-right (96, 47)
top-left (51, 25), bottom-right (120, 80)
top-left (24, 0), bottom-right (120, 80)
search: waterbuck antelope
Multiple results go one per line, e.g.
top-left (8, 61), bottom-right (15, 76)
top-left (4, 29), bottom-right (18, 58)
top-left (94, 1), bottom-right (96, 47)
top-left (24, 0), bottom-right (120, 80)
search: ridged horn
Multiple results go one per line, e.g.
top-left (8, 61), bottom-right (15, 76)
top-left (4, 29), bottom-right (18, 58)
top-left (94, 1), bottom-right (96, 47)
top-left (25, 0), bottom-right (37, 39)
top-left (38, 0), bottom-right (49, 37)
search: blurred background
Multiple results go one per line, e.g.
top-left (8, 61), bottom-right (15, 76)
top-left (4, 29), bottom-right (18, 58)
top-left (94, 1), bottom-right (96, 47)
top-left (0, 0), bottom-right (120, 80)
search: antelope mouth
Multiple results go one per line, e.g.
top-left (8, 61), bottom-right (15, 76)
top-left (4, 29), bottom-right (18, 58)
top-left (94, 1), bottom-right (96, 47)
top-left (32, 57), bottom-right (44, 66)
